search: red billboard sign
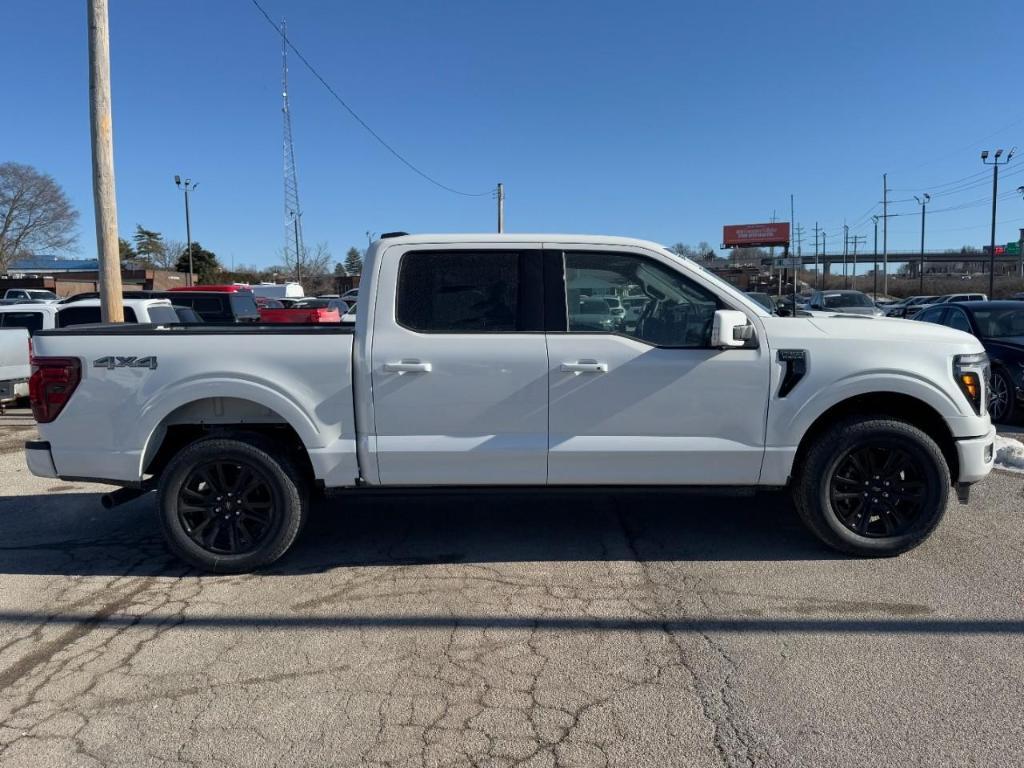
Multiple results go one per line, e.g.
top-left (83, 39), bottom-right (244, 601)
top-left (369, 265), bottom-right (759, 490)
top-left (722, 223), bottom-right (790, 248)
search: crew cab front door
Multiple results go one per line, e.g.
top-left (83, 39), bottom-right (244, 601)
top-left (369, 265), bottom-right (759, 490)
top-left (369, 246), bottom-right (548, 485)
top-left (545, 246), bottom-right (771, 485)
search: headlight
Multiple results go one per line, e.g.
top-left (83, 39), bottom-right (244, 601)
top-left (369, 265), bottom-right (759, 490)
top-left (953, 352), bottom-right (989, 416)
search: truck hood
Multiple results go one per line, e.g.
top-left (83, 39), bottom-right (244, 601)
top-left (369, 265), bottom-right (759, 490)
top-left (805, 315), bottom-right (984, 349)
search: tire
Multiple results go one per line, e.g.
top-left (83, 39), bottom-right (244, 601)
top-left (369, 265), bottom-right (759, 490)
top-left (157, 435), bottom-right (309, 573)
top-left (792, 417), bottom-right (950, 557)
top-left (989, 368), bottom-right (1016, 424)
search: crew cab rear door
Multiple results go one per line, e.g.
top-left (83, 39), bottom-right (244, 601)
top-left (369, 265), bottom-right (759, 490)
top-left (369, 244), bottom-right (548, 484)
top-left (544, 244), bottom-right (771, 485)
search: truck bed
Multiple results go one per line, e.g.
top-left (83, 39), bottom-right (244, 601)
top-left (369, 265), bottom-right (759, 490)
top-left (30, 323), bottom-right (359, 486)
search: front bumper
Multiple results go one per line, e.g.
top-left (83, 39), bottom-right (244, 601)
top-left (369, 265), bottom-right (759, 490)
top-left (955, 427), bottom-right (996, 484)
top-left (25, 440), bottom-right (58, 479)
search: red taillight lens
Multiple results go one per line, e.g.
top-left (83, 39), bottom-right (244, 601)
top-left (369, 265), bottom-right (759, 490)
top-left (29, 357), bottom-right (81, 423)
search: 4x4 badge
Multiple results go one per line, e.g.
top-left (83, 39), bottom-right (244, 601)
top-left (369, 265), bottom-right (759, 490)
top-left (92, 356), bottom-right (158, 370)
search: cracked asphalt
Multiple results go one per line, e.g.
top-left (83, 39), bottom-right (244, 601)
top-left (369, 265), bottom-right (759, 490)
top-left (1, 410), bottom-right (1023, 767)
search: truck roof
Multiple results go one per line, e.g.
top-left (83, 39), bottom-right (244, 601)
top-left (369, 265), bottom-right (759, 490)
top-left (373, 233), bottom-right (670, 250)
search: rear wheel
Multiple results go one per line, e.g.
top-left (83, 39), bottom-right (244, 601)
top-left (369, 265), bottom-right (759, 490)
top-left (157, 435), bottom-right (308, 572)
top-left (793, 417), bottom-right (949, 556)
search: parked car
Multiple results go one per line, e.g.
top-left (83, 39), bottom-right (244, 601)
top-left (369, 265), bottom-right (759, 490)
top-left (912, 293), bottom-right (989, 318)
top-left (25, 233), bottom-right (995, 571)
top-left (2, 288), bottom-right (58, 303)
top-left (171, 306), bottom-right (205, 324)
top-left (155, 289), bottom-right (261, 323)
top-left (0, 328), bottom-right (30, 409)
top-left (250, 282), bottom-right (304, 301)
top-left (805, 290), bottom-right (884, 317)
top-left (915, 300), bottom-right (1024, 422)
top-left (884, 295), bottom-right (938, 318)
top-left (258, 305), bottom-right (342, 324)
top-left (341, 288), bottom-right (359, 302)
top-left (253, 296), bottom-right (284, 309)
top-left (744, 292), bottom-right (777, 313)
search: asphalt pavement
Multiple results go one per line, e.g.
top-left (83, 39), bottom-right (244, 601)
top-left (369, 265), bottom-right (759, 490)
top-left (1, 409), bottom-right (1022, 767)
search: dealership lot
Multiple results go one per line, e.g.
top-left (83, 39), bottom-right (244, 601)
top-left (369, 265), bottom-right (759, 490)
top-left (1, 412), bottom-right (1023, 767)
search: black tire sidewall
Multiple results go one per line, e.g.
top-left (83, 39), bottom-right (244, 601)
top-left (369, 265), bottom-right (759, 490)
top-left (158, 438), bottom-right (305, 572)
top-left (799, 420), bottom-right (950, 556)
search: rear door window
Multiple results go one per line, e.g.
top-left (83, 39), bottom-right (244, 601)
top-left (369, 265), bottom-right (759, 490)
top-left (396, 250), bottom-right (540, 332)
top-left (228, 293), bottom-right (261, 321)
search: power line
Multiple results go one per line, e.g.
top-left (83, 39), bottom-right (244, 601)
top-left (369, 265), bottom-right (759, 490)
top-left (248, 0), bottom-right (492, 197)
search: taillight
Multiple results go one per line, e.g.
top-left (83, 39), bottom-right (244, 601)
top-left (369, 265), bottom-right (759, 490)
top-left (29, 356), bottom-right (81, 423)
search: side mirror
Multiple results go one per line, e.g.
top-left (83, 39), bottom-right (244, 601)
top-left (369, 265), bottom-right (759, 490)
top-left (712, 309), bottom-right (752, 348)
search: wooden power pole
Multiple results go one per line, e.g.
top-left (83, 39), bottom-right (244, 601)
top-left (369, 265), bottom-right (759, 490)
top-left (88, 0), bottom-right (124, 322)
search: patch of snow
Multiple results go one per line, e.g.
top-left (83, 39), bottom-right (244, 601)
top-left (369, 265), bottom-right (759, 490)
top-left (993, 434), bottom-right (1024, 473)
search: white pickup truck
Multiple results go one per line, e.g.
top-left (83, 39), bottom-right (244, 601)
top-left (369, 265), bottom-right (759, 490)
top-left (0, 328), bottom-right (30, 408)
top-left (25, 234), bottom-right (996, 571)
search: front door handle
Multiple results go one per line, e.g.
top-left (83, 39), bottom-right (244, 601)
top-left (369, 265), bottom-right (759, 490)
top-left (560, 361), bottom-right (608, 374)
top-left (384, 360), bottom-right (433, 373)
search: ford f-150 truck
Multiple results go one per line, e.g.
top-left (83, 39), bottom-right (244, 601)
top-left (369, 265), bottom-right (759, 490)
top-left (25, 234), bottom-right (996, 571)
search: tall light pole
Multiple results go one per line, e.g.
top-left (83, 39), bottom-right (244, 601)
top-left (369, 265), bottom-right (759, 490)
top-left (914, 193), bottom-right (930, 294)
top-left (982, 148), bottom-right (1015, 297)
top-left (174, 176), bottom-right (197, 286)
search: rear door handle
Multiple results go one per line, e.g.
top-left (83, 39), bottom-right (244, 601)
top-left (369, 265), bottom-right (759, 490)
top-left (560, 361), bottom-right (608, 374)
top-left (384, 360), bottom-right (432, 373)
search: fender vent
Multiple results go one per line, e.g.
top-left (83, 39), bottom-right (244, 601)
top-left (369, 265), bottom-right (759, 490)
top-left (777, 349), bottom-right (807, 398)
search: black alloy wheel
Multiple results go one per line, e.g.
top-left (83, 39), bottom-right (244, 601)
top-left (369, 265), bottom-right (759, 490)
top-left (989, 369), bottom-right (1013, 423)
top-left (828, 442), bottom-right (931, 538)
top-left (177, 460), bottom-right (277, 555)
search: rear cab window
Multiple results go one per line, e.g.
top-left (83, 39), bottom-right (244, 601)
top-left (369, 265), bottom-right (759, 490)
top-left (0, 311), bottom-right (45, 334)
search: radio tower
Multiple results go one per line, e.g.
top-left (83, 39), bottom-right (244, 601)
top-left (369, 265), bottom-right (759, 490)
top-left (281, 20), bottom-right (304, 276)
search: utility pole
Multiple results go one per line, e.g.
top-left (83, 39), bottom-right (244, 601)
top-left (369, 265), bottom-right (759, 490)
top-left (496, 182), bottom-right (505, 233)
top-left (982, 149), bottom-right (1014, 297)
top-left (790, 195), bottom-right (795, 293)
top-left (882, 173), bottom-right (889, 296)
top-left (872, 216), bottom-right (879, 299)
top-left (915, 194), bottom-right (931, 294)
top-left (843, 224), bottom-right (849, 288)
top-left (821, 230), bottom-right (827, 287)
top-left (87, 0), bottom-right (124, 322)
top-left (849, 235), bottom-right (866, 290)
top-left (813, 222), bottom-right (820, 289)
top-left (174, 176), bottom-right (197, 286)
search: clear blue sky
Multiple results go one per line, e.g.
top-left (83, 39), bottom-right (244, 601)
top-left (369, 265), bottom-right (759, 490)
top-left (3, 0), bottom-right (1023, 270)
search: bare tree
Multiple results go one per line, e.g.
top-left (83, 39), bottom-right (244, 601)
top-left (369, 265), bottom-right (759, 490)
top-left (0, 162), bottom-right (79, 273)
top-left (158, 239), bottom-right (186, 271)
top-left (283, 241), bottom-right (334, 293)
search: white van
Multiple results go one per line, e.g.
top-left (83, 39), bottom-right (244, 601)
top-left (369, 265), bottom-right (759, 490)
top-left (250, 282), bottom-right (304, 300)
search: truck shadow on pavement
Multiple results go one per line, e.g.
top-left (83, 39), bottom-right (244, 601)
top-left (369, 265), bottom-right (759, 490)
top-left (0, 487), bottom-right (833, 577)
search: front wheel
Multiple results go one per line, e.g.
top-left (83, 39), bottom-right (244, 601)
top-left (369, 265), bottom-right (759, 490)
top-left (989, 368), bottom-right (1016, 424)
top-left (157, 435), bottom-right (308, 572)
top-left (792, 417), bottom-right (950, 557)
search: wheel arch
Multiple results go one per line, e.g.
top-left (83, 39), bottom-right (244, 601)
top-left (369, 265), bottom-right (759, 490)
top-left (792, 392), bottom-right (959, 484)
top-left (140, 396), bottom-right (316, 482)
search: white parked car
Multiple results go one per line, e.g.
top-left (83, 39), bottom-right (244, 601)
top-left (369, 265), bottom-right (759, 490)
top-left (2, 288), bottom-right (59, 303)
top-left (25, 233), bottom-right (994, 571)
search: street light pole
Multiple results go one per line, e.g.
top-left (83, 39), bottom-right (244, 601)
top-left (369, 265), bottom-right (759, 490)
top-left (914, 194), bottom-right (930, 294)
top-left (174, 176), bottom-right (197, 286)
top-left (982, 148), bottom-right (1015, 297)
